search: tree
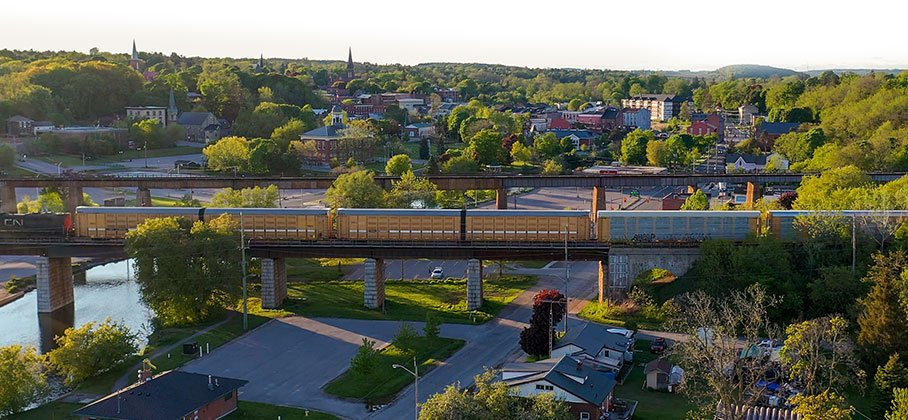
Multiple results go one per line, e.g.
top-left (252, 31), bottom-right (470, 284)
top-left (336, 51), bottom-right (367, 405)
top-left (211, 185), bottom-right (280, 208)
top-left (790, 390), bottom-right (855, 420)
top-left (681, 190), bottom-right (709, 210)
top-left (807, 266), bottom-right (866, 318)
top-left (270, 118), bottom-right (310, 142)
top-left (427, 155), bottom-right (440, 175)
top-left (441, 155), bottom-right (480, 174)
top-left (290, 140), bottom-right (319, 164)
top-left (0, 345), bottom-right (47, 417)
top-left (519, 289), bottom-right (566, 357)
top-left (858, 251), bottom-right (908, 368)
top-left (125, 215), bottom-right (242, 326)
top-left (620, 129), bottom-right (654, 165)
top-left (350, 338), bottom-right (379, 375)
top-left (780, 316), bottom-right (864, 395)
top-left (889, 388), bottom-right (908, 420)
top-left (420, 369), bottom-right (572, 420)
top-left (385, 154), bottom-right (412, 176)
top-left (646, 140), bottom-right (669, 166)
top-left (0, 144), bottom-right (15, 171)
top-left (779, 191), bottom-right (798, 209)
top-left (424, 313), bottom-right (441, 339)
top-left (132, 118), bottom-right (172, 149)
top-left (164, 123), bottom-right (187, 143)
top-left (468, 129), bottom-right (506, 165)
top-left (46, 319), bottom-right (138, 385)
top-left (542, 159), bottom-right (563, 175)
top-left (567, 98), bottom-right (584, 111)
top-left (197, 63), bottom-right (250, 121)
top-left (386, 171), bottom-right (437, 209)
top-left (510, 141), bottom-right (533, 163)
top-left (669, 285), bottom-right (781, 419)
top-left (533, 132), bottom-right (563, 159)
top-left (203, 136), bottom-right (251, 172)
top-left (873, 354), bottom-right (908, 419)
top-left (326, 170), bottom-right (386, 208)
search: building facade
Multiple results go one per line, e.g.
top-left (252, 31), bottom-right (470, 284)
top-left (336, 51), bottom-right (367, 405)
top-left (622, 108), bottom-right (651, 130)
top-left (126, 107), bottom-right (168, 127)
top-left (621, 94), bottom-right (690, 121)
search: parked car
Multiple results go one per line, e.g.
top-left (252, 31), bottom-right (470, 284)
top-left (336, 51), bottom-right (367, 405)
top-left (650, 337), bottom-right (667, 354)
top-left (430, 267), bottom-right (444, 279)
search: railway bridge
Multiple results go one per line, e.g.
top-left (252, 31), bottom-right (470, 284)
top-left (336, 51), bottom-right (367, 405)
top-left (0, 238), bottom-right (699, 318)
top-left (1, 172), bottom-right (904, 214)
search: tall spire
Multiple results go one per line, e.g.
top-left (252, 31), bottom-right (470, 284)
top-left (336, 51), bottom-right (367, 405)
top-left (131, 40), bottom-right (139, 60)
top-left (259, 53), bottom-right (264, 68)
top-left (347, 47), bottom-right (353, 70)
top-left (167, 88), bottom-right (178, 116)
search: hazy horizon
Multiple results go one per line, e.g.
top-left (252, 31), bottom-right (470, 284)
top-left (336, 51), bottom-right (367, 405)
top-left (3, 0), bottom-right (906, 72)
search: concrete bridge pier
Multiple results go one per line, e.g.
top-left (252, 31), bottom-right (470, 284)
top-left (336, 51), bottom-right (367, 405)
top-left (364, 258), bottom-right (385, 309)
top-left (466, 259), bottom-right (483, 310)
top-left (598, 247), bottom-right (702, 302)
top-left (0, 185), bottom-right (16, 213)
top-left (495, 188), bottom-right (508, 209)
top-left (261, 258), bottom-right (287, 309)
top-left (745, 182), bottom-right (762, 206)
top-left (592, 186), bottom-right (606, 215)
top-left (36, 257), bottom-right (74, 313)
top-left (65, 186), bottom-right (83, 214)
top-left (137, 188), bottom-right (152, 207)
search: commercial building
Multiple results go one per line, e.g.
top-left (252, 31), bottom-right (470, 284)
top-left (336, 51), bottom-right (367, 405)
top-left (621, 94), bottom-right (691, 121)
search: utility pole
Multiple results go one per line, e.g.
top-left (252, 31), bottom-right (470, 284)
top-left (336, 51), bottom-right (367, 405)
top-left (851, 214), bottom-right (856, 276)
top-left (563, 228), bottom-right (569, 335)
top-left (240, 213), bottom-right (248, 330)
top-left (548, 301), bottom-right (553, 357)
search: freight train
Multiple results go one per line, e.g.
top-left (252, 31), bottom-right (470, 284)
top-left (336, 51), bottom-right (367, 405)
top-left (1, 207), bottom-right (906, 243)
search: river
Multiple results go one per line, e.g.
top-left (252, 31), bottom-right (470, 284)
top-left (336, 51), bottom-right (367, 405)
top-left (0, 260), bottom-right (154, 353)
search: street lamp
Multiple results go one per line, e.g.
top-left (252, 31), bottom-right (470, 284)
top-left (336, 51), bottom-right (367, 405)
top-left (392, 356), bottom-right (419, 420)
top-left (56, 162), bottom-right (62, 175)
top-left (143, 140), bottom-right (149, 168)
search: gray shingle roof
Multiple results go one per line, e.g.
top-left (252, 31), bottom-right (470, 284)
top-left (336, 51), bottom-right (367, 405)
top-left (177, 112), bottom-right (215, 126)
top-left (301, 125), bottom-right (343, 138)
top-left (505, 356), bottom-right (617, 406)
top-left (555, 322), bottom-right (629, 355)
top-left (72, 371), bottom-right (247, 420)
top-left (725, 153), bottom-right (768, 165)
top-left (550, 129), bottom-right (597, 140)
top-left (758, 122), bottom-right (800, 135)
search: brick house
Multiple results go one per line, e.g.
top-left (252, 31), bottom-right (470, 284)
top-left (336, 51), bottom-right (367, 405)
top-left (550, 129), bottom-right (598, 149)
top-left (755, 122), bottom-right (800, 150)
top-left (502, 355), bottom-right (619, 420)
top-left (73, 370), bottom-right (247, 420)
top-left (6, 115), bottom-right (34, 136)
top-left (576, 107), bottom-right (623, 133)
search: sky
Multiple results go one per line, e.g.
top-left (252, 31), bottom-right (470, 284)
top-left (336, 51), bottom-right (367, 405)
top-left (2, 0), bottom-right (906, 71)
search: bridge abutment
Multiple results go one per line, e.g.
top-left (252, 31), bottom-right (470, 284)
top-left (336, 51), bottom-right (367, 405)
top-left (65, 186), bottom-right (83, 214)
top-left (746, 182), bottom-right (762, 206)
top-left (137, 188), bottom-right (152, 207)
top-left (261, 258), bottom-right (287, 309)
top-left (364, 258), bottom-right (385, 309)
top-left (496, 188), bottom-right (508, 209)
top-left (599, 247), bottom-right (701, 301)
top-left (0, 186), bottom-right (16, 213)
top-left (592, 186), bottom-right (606, 214)
top-left (467, 259), bottom-right (483, 310)
top-left (36, 257), bottom-right (74, 313)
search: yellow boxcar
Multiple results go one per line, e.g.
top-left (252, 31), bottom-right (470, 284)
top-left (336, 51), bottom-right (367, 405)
top-left (203, 208), bottom-right (330, 240)
top-left (597, 210), bottom-right (761, 242)
top-left (75, 207), bottom-right (203, 239)
top-left (465, 210), bottom-right (591, 242)
top-left (334, 209), bottom-right (461, 241)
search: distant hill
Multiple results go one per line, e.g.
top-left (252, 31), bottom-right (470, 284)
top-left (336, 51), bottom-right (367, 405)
top-left (660, 64), bottom-right (802, 80)
top-left (804, 68), bottom-right (906, 76)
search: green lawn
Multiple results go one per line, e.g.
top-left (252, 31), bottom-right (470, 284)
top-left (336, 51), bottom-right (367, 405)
top-left (325, 336), bottom-right (465, 403)
top-left (282, 275), bottom-right (537, 324)
top-left (578, 300), bottom-right (666, 331)
top-left (227, 401), bottom-right (338, 419)
top-left (285, 258), bottom-right (363, 282)
top-left (616, 340), bottom-right (696, 420)
top-left (6, 402), bottom-right (83, 420)
top-left (513, 260), bottom-right (551, 269)
top-left (39, 146), bottom-right (203, 167)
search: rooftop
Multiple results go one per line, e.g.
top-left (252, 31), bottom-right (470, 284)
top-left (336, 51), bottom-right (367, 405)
top-left (555, 322), bottom-right (631, 355)
top-left (503, 355), bottom-right (617, 406)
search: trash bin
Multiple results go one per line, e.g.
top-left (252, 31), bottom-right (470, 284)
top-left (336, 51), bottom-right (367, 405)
top-left (182, 342), bottom-right (199, 355)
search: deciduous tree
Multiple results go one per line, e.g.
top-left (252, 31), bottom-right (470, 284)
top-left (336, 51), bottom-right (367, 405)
top-left (780, 316), bottom-right (864, 395)
top-left (385, 154), bottom-right (412, 176)
top-left (0, 345), bottom-right (47, 417)
top-left (326, 170), bottom-right (385, 208)
top-left (211, 185), bottom-right (280, 208)
top-left (386, 171), bottom-right (437, 209)
top-left (46, 319), bottom-right (137, 385)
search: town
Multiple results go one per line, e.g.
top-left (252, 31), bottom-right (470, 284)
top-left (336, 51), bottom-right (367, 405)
top-left (1, 3), bottom-right (908, 420)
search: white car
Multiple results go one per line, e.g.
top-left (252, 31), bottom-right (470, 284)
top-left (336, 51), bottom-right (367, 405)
top-left (430, 267), bottom-right (444, 279)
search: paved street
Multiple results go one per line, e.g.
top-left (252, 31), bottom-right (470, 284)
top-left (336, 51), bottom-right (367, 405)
top-left (179, 263), bottom-right (599, 420)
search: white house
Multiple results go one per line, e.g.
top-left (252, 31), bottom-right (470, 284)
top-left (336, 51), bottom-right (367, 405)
top-left (550, 323), bottom-right (635, 372)
top-left (396, 98), bottom-right (425, 113)
top-left (502, 356), bottom-right (618, 420)
top-left (404, 123), bottom-right (435, 140)
top-left (622, 107), bottom-right (652, 130)
top-left (725, 153), bottom-right (789, 173)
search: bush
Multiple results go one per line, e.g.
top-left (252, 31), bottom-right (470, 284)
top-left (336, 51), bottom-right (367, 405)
top-left (5, 275), bottom-right (35, 294)
top-left (393, 322), bottom-right (419, 351)
top-left (45, 319), bottom-right (138, 385)
top-left (624, 320), bottom-right (639, 331)
top-left (350, 338), bottom-right (379, 375)
top-left (0, 345), bottom-right (48, 417)
top-left (424, 313), bottom-right (441, 339)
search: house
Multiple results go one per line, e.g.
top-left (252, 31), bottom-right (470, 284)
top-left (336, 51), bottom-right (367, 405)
top-left (577, 107), bottom-right (623, 133)
top-left (644, 358), bottom-right (683, 391)
top-left (73, 370), bottom-right (247, 420)
top-left (300, 106), bottom-right (347, 163)
top-left (126, 106), bottom-right (168, 127)
top-left (177, 112), bottom-right (219, 142)
top-left (6, 115), bottom-right (34, 136)
top-left (433, 102), bottom-right (460, 117)
top-left (739, 104), bottom-right (759, 125)
top-left (621, 94), bottom-right (691, 121)
top-left (404, 123), bottom-right (435, 140)
top-left (725, 153), bottom-right (789, 172)
top-left (502, 355), bottom-right (620, 420)
top-left (550, 129), bottom-right (598, 149)
top-left (755, 122), bottom-right (800, 149)
top-left (622, 108), bottom-right (651, 130)
top-left (551, 323), bottom-right (635, 371)
top-left (397, 98), bottom-right (425, 113)
top-left (549, 118), bottom-right (572, 130)
top-left (688, 113), bottom-right (724, 140)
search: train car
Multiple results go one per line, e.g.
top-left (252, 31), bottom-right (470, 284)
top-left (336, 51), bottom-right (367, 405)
top-left (465, 210), bottom-right (591, 242)
top-left (203, 207), bottom-right (330, 240)
top-left (334, 208), bottom-right (461, 241)
top-left (75, 206), bottom-right (203, 239)
top-left (0, 213), bottom-right (72, 238)
top-left (597, 210), bottom-right (761, 243)
top-left (767, 210), bottom-right (908, 241)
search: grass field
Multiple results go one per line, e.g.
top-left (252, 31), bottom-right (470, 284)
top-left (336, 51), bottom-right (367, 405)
top-left (282, 275), bottom-right (537, 324)
top-left (577, 301), bottom-right (666, 331)
top-left (6, 402), bottom-right (83, 420)
top-left (39, 146), bottom-right (202, 167)
top-left (285, 258), bottom-right (363, 282)
top-left (325, 336), bottom-right (465, 403)
top-left (617, 340), bottom-right (696, 419)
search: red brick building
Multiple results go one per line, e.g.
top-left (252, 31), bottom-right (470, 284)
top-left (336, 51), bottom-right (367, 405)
top-left (688, 113), bottom-right (724, 140)
top-left (73, 370), bottom-right (247, 420)
top-left (576, 107), bottom-right (623, 133)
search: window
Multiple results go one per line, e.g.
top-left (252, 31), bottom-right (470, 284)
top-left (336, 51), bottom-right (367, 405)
top-left (224, 391), bottom-right (233, 401)
top-left (580, 412), bottom-right (591, 420)
top-left (535, 384), bottom-right (554, 391)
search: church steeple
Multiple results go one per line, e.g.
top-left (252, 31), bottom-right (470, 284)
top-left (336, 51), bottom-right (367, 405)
top-left (129, 40), bottom-right (143, 71)
top-left (346, 47), bottom-right (354, 81)
top-left (167, 88), bottom-right (179, 123)
top-left (131, 40), bottom-right (139, 60)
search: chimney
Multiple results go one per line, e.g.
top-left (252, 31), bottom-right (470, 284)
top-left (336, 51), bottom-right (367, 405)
top-left (576, 360), bottom-right (583, 370)
top-left (208, 375), bottom-right (214, 391)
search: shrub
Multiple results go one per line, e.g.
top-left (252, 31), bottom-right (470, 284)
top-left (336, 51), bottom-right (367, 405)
top-left (0, 345), bottom-right (48, 416)
top-left (394, 322), bottom-right (419, 351)
top-left (350, 338), bottom-right (379, 375)
top-left (424, 313), bottom-right (441, 339)
top-left (46, 319), bottom-right (138, 385)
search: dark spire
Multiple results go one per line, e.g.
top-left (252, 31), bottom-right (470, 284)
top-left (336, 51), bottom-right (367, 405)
top-left (131, 40), bottom-right (139, 60)
top-left (347, 47), bottom-right (353, 70)
top-left (167, 88), bottom-right (178, 117)
top-left (259, 53), bottom-right (264, 68)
